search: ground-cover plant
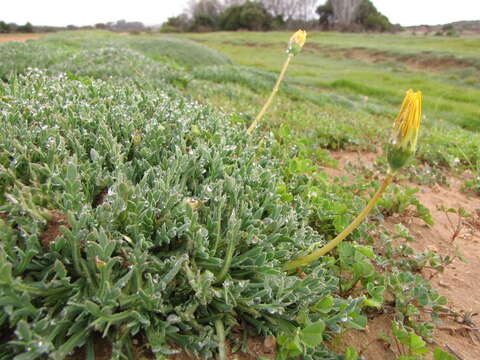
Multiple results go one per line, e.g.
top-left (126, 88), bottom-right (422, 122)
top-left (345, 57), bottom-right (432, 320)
top-left (0, 41), bottom-right (70, 81)
top-left (0, 68), bottom-right (376, 359)
top-left (463, 176), bottom-right (480, 195)
top-left (126, 37), bottom-right (231, 68)
top-left (378, 185), bottom-right (433, 225)
top-left (50, 46), bottom-right (190, 88)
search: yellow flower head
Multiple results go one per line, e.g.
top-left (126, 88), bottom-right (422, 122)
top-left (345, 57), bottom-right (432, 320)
top-left (387, 89), bottom-right (422, 171)
top-left (287, 30), bottom-right (307, 55)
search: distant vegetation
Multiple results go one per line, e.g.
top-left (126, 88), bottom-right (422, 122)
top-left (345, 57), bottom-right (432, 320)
top-left (2, 1), bottom-right (479, 35)
top-left (0, 19), bottom-right (154, 34)
top-left (0, 21), bottom-right (35, 33)
top-left (317, 0), bottom-right (396, 32)
top-left (161, 0), bottom-right (398, 33)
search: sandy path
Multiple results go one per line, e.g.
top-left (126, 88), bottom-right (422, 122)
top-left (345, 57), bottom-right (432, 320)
top-left (0, 34), bottom-right (42, 43)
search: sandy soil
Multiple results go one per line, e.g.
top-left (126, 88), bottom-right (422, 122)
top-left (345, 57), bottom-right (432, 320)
top-left (323, 151), bottom-right (480, 360)
top-left (305, 43), bottom-right (480, 73)
top-left (0, 34), bottom-right (42, 43)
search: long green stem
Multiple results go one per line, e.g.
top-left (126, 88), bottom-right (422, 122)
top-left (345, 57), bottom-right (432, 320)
top-left (283, 172), bottom-right (395, 271)
top-left (247, 54), bottom-right (293, 135)
top-left (216, 237), bottom-right (236, 283)
top-left (215, 319), bottom-right (227, 360)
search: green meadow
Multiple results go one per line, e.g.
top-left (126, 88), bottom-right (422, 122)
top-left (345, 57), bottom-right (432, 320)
top-left (0, 30), bottom-right (478, 359)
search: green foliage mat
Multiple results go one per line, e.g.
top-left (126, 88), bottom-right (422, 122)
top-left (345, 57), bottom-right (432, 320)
top-left (0, 67), bottom-right (362, 359)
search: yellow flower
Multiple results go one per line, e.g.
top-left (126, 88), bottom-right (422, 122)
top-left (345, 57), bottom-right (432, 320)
top-left (387, 89), bottom-right (422, 171)
top-left (287, 30), bottom-right (307, 55)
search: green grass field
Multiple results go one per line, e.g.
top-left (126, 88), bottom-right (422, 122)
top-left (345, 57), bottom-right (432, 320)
top-left (0, 30), bottom-right (479, 359)
top-left (177, 31), bottom-right (480, 132)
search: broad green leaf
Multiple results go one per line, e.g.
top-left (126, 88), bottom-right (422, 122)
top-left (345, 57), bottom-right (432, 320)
top-left (345, 346), bottom-right (358, 360)
top-left (313, 296), bottom-right (334, 313)
top-left (301, 320), bottom-right (325, 347)
top-left (433, 348), bottom-right (458, 360)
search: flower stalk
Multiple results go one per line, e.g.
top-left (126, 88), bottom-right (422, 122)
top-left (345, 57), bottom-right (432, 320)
top-left (283, 89), bottom-right (423, 271)
top-left (283, 172), bottom-right (394, 271)
top-left (247, 30), bottom-right (306, 135)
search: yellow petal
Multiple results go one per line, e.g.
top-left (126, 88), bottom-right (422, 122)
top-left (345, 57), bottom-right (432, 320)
top-left (290, 30), bottom-right (307, 48)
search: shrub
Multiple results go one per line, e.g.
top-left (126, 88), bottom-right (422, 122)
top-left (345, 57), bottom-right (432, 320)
top-left (17, 22), bottom-right (35, 33)
top-left (220, 1), bottom-right (273, 31)
top-left (316, 0), bottom-right (394, 32)
top-left (0, 21), bottom-right (10, 33)
top-left (356, 0), bottom-right (393, 32)
top-left (160, 14), bottom-right (191, 33)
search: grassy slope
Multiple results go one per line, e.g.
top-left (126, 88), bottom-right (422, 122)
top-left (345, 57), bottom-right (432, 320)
top-left (0, 30), bottom-right (479, 359)
top-left (176, 31), bottom-right (480, 132)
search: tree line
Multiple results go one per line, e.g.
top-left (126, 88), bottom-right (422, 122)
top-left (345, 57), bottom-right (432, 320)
top-left (0, 20), bottom-right (152, 35)
top-left (0, 0), bottom-right (397, 35)
top-left (0, 21), bottom-right (35, 34)
top-left (162, 0), bottom-right (397, 33)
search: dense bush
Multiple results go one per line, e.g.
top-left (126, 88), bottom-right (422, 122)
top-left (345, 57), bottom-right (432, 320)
top-left (317, 0), bottom-right (394, 32)
top-left (160, 14), bottom-right (191, 33)
top-left (220, 1), bottom-right (273, 31)
top-left (356, 0), bottom-right (393, 32)
top-left (0, 21), bottom-right (36, 34)
top-left (0, 21), bottom-right (10, 33)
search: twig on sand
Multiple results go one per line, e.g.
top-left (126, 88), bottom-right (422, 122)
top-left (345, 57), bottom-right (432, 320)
top-left (446, 344), bottom-right (465, 360)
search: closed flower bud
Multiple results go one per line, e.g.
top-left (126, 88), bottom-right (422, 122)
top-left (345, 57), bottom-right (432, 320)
top-left (184, 197), bottom-right (207, 211)
top-left (387, 89), bottom-right (422, 172)
top-left (287, 30), bottom-right (307, 55)
top-left (95, 256), bottom-right (106, 268)
top-left (132, 132), bottom-right (141, 146)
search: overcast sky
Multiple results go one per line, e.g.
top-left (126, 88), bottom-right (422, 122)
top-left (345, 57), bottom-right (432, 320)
top-left (2, 0), bottom-right (479, 27)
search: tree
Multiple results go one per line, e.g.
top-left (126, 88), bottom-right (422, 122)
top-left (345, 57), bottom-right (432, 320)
top-left (220, 1), bottom-right (273, 31)
top-left (186, 0), bottom-right (223, 17)
top-left (161, 14), bottom-right (191, 33)
top-left (330, 0), bottom-right (363, 26)
top-left (187, 0), bottom-right (223, 31)
top-left (356, 0), bottom-right (393, 32)
top-left (0, 21), bottom-right (11, 33)
top-left (317, 0), bottom-right (393, 32)
top-left (261, 0), bottom-right (318, 22)
top-left (316, 1), bottom-right (334, 28)
top-left (17, 22), bottom-right (34, 33)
